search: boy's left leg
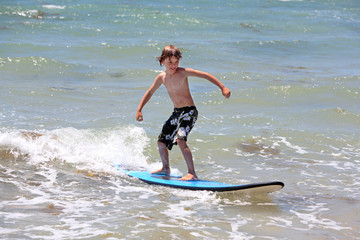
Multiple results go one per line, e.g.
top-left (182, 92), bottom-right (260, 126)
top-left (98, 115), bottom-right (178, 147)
top-left (177, 139), bottom-right (198, 181)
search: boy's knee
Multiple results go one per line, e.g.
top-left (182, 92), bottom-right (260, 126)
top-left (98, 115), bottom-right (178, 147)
top-left (176, 139), bottom-right (187, 146)
top-left (157, 141), bottom-right (166, 148)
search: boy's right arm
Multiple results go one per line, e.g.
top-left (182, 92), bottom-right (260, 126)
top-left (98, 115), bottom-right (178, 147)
top-left (136, 75), bottom-right (163, 122)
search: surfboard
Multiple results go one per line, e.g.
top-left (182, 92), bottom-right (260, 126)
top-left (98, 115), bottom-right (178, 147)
top-left (121, 169), bottom-right (284, 193)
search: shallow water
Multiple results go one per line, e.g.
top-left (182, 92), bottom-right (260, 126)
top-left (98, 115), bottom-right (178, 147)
top-left (1, 0), bottom-right (360, 239)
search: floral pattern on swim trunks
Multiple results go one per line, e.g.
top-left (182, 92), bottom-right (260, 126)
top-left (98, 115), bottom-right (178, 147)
top-left (158, 106), bottom-right (198, 150)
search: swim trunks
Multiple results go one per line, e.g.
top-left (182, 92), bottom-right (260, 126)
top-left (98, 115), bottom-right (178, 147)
top-left (158, 106), bottom-right (198, 150)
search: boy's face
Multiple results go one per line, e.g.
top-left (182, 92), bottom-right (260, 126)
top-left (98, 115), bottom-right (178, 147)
top-left (162, 56), bottom-right (179, 74)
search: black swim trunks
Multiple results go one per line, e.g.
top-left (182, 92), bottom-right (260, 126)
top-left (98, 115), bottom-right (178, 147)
top-left (158, 106), bottom-right (198, 150)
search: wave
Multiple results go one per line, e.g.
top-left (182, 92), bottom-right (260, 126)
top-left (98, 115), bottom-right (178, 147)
top-left (0, 54), bottom-right (163, 89)
top-left (0, 56), bottom-right (77, 74)
top-left (3, 7), bottom-right (64, 20)
top-left (0, 126), bottom-right (150, 173)
top-left (42, 5), bottom-right (66, 10)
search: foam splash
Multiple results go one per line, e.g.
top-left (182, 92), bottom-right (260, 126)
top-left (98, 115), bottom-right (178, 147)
top-left (0, 126), bottom-right (150, 173)
top-left (274, 136), bottom-right (308, 154)
top-left (42, 5), bottom-right (66, 10)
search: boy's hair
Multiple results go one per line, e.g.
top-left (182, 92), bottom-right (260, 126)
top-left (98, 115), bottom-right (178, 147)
top-left (157, 45), bottom-right (182, 66)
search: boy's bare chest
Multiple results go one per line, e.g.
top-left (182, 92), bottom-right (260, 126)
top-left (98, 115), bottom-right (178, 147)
top-left (163, 75), bottom-right (189, 91)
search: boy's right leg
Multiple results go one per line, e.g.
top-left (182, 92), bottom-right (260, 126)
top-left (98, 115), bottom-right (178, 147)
top-left (151, 141), bottom-right (171, 175)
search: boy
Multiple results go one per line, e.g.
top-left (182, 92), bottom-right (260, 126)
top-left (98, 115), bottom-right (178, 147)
top-left (136, 45), bottom-right (231, 181)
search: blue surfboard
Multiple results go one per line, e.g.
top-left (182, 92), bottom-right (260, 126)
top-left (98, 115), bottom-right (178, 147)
top-left (121, 169), bottom-right (284, 193)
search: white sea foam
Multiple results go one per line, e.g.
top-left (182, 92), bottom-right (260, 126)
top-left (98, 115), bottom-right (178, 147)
top-left (291, 210), bottom-right (351, 231)
top-left (275, 136), bottom-right (308, 154)
top-left (0, 126), bottom-right (150, 172)
top-left (42, 5), bottom-right (66, 10)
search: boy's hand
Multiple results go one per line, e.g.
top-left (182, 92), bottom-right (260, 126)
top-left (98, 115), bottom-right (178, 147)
top-left (222, 87), bottom-right (231, 99)
top-left (136, 111), bottom-right (143, 121)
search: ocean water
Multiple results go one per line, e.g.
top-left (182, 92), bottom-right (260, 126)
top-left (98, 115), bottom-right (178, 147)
top-left (1, 0), bottom-right (360, 239)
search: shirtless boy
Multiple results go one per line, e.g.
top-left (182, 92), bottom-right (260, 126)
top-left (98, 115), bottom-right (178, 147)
top-left (136, 45), bottom-right (231, 180)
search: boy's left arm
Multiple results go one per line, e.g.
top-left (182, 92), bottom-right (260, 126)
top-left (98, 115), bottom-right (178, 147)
top-left (185, 68), bottom-right (231, 99)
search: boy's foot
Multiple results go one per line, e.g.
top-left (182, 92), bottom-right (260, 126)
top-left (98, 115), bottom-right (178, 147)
top-left (151, 168), bottom-right (170, 176)
top-left (179, 173), bottom-right (198, 181)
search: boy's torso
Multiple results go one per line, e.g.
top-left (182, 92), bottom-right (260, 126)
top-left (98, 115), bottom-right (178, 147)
top-left (160, 68), bottom-right (195, 108)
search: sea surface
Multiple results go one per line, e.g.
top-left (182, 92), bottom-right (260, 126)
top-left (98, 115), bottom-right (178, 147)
top-left (1, 0), bottom-right (360, 239)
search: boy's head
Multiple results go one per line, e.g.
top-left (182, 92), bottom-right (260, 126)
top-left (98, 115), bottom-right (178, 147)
top-left (157, 45), bottom-right (182, 66)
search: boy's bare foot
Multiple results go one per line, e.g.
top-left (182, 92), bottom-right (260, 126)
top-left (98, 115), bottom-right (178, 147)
top-left (179, 173), bottom-right (198, 181)
top-left (151, 168), bottom-right (170, 176)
